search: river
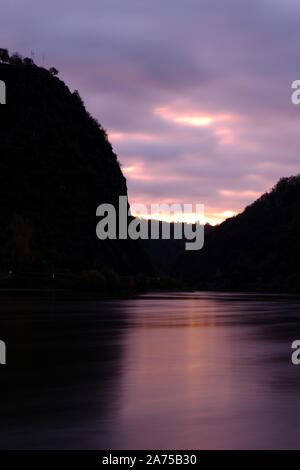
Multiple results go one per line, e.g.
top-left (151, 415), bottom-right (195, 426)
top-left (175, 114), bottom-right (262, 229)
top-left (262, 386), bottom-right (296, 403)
top-left (0, 291), bottom-right (300, 449)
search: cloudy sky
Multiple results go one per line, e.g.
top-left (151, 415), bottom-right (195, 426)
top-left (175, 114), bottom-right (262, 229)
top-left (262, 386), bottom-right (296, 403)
top-left (2, 0), bottom-right (300, 223)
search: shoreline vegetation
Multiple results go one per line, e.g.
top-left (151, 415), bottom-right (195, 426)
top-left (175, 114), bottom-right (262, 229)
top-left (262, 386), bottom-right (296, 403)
top-left (2, 271), bottom-right (300, 296)
top-left (0, 270), bottom-right (186, 298)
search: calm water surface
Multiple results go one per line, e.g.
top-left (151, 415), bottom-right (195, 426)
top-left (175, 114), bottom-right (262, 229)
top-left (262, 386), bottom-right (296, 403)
top-left (0, 291), bottom-right (300, 449)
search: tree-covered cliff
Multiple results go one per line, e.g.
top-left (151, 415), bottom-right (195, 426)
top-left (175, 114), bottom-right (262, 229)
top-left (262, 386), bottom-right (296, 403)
top-left (176, 176), bottom-right (300, 292)
top-left (0, 51), bottom-right (150, 276)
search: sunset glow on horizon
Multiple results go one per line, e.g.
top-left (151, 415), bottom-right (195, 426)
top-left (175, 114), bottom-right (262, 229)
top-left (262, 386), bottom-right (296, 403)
top-left (129, 204), bottom-right (238, 226)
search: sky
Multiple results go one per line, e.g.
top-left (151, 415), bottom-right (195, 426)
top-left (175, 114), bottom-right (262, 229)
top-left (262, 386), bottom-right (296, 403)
top-left (2, 0), bottom-right (300, 224)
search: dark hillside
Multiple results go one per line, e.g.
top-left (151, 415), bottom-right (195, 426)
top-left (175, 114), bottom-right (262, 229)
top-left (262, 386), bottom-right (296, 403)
top-left (0, 56), bottom-right (150, 275)
top-left (175, 176), bottom-right (300, 292)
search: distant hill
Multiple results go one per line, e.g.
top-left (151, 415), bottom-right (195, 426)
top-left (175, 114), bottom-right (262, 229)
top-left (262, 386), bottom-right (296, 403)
top-left (140, 220), bottom-right (212, 276)
top-left (0, 51), bottom-right (151, 275)
top-left (175, 176), bottom-right (300, 292)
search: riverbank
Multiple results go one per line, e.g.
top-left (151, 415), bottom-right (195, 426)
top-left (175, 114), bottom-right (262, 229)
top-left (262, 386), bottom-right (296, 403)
top-left (0, 270), bottom-right (186, 298)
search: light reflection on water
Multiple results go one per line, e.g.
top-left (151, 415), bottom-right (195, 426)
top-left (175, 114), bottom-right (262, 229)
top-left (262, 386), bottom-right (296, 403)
top-left (0, 291), bottom-right (300, 449)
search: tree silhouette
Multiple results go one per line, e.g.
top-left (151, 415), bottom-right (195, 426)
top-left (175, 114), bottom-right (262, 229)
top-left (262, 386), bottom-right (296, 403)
top-left (49, 67), bottom-right (59, 76)
top-left (0, 48), bottom-right (9, 63)
top-left (23, 57), bottom-right (34, 66)
top-left (9, 53), bottom-right (23, 65)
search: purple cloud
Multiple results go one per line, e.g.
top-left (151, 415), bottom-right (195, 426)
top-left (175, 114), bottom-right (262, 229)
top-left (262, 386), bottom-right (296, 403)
top-left (1, 0), bottom-right (300, 223)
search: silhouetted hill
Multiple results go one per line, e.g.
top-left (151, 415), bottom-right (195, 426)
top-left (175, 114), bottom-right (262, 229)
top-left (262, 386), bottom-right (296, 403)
top-left (0, 54), bottom-right (150, 276)
top-left (175, 176), bottom-right (300, 292)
